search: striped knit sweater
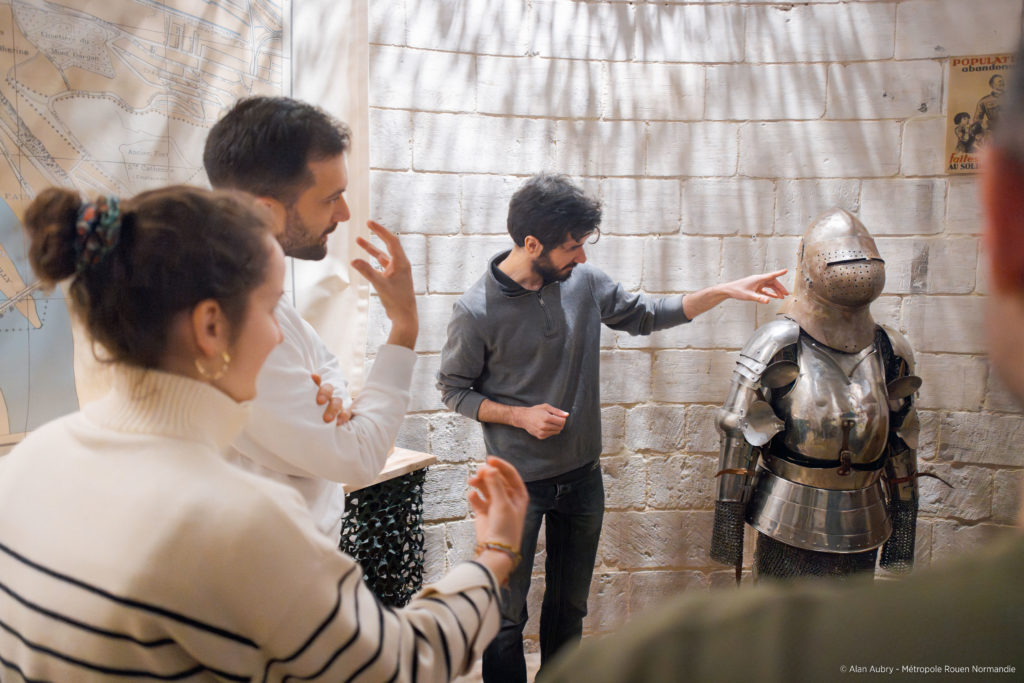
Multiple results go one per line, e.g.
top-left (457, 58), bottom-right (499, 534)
top-left (0, 368), bottom-right (498, 681)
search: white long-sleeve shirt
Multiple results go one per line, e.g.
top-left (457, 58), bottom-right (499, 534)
top-left (227, 299), bottom-right (415, 537)
top-left (0, 368), bottom-right (498, 681)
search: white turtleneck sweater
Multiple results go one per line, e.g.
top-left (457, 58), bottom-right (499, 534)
top-left (0, 368), bottom-right (498, 682)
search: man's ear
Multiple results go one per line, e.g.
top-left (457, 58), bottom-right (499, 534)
top-left (523, 235), bottom-right (543, 257)
top-left (190, 299), bottom-right (230, 358)
top-left (253, 196), bottom-right (287, 237)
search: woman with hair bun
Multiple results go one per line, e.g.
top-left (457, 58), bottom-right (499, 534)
top-left (0, 185), bottom-right (527, 681)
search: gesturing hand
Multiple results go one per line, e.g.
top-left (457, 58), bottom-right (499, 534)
top-left (722, 268), bottom-right (790, 304)
top-left (514, 403), bottom-right (569, 440)
top-left (351, 221), bottom-right (418, 349)
top-left (469, 457), bottom-right (529, 557)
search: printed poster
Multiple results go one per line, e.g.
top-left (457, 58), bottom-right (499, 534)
top-left (946, 53), bottom-right (1015, 174)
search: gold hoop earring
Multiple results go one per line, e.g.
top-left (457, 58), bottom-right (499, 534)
top-left (194, 351), bottom-right (231, 381)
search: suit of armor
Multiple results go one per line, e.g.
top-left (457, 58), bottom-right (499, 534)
top-left (710, 209), bottom-right (920, 581)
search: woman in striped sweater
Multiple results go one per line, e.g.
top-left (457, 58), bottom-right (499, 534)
top-left (0, 185), bottom-right (527, 682)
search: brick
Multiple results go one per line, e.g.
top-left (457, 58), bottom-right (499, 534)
top-left (918, 462), bottom-right (992, 522)
top-left (460, 174), bottom-right (519, 235)
top-left (612, 302), bottom-right (756, 352)
top-left (902, 117), bottom-right (947, 177)
top-left (587, 236), bottom-right (644, 291)
top-left (985, 370), bottom-right (1024, 414)
top-left (747, 3), bottom-right (895, 63)
top-left (369, 47), bottom-right (475, 112)
top-left (531, 0), bottom-right (634, 61)
top-left (945, 177), bottom-right (983, 235)
top-left (406, 0), bottom-right (528, 56)
top-left (553, 120), bottom-right (645, 177)
top-left (444, 519), bottom-right (477, 570)
top-left (706, 64), bottom-right (826, 121)
top-left (635, 4), bottom-right (744, 63)
top-left (408, 354), bottom-right (446, 412)
top-left (429, 412), bottom-right (486, 464)
top-left (422, 523), bottom-right (447, 583)
top-left (583, 572), bottom-right (630, 634)
top-left (902, 296), bottom-right (985, 353)
top-left (646, 454), bottom-right (716, 511)
top-left (642, 236), bottom-right (720, 293)
top-left (774, 180), bottom-right (860, 236)
top-left (686, 405), bottom-right (721, 454)
top-left (369, 0), bottom-right (405, 46)
top-left (681, 178), bottom-right (774, 237)
top-left (600, 350), bottom-right (652, 404)
top-left (369, 108), bottom-right (411, 171)
top-left (915, 353), bottom-right (985, 411)
top-left (867, 296), bottom-right (902, 332)
top-left (402, 233), bottom-right (428, 295)
top-left (939, 411), bottom-right (1024, 467)
top-left (600, 178), bottom-right (681, 235)
top-left (395, 414), bottom-right (430, 453)
top-left (647, 122), bottom-right (738, 178)
top-left (602, 455), bottom-right (646, 510)
top-left (930, 519), bottom-right (1018, 564)
top-left (911, 518), bottom-right (933, 570)
top-left (895, 0), bottom-right (1021, 60)
top-left (740, 121), bottom-right (901, 178)
top-left (423, 465), bottom-right (469, 521)
top-left (875, 237), bottom-right (977, 295)
top-left (395, 295), bottom-right (459, 354)
top-left (652, 350), bottom-right (736, 404)
top-left (477, 56), bottom-right (602, 118)
top-left (599, 510), bottom-right (714, 569)
top-left (625, 405), bottom-right (686, 453)
top-left (992, 471), bottom-right (1023, 525)
top-left (370, 171), bottom-right (459, 235)
top-left (917, 409), bottom-right (940, 463)
top-left (720, 235), bottom-right (801, 287)
top-left (601, 406), bottom-right (626, 455)
top-left (605, 62), bottom-right (704, 121)
top-left (826, 61), bottom-right (942, 120)
top-left (860, 179), bottom-right (945, 235)
top-left (413, 113), bottom-right (555, 174)
top-left (628, 571), bottom-right (708, 619)
top-left (426, 235), bottom-right (510, 293)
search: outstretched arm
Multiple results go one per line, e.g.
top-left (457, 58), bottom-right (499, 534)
top-left (682, 269), bottom-right (789, 320)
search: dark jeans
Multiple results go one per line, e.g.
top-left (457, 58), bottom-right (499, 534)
top-left (482, 461), bottom-right (605, 683)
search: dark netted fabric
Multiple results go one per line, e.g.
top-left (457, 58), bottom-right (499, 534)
top-left (711, 500), bottom-right (747, 566)
top-left (753, 533), bottom-right (878, 582)
top-left (880, 499), bottom-right (917, 573)
top-left (339, 470), bottom-right (427, 608)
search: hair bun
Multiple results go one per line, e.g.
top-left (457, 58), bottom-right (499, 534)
top-left (24, 187), bottom-right (83, 284)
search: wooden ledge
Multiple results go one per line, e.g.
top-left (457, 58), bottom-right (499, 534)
top-left (346, 447), bottom-right (437, 492)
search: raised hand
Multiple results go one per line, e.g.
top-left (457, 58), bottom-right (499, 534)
top-left (351, 221), bottom-right (418, 349)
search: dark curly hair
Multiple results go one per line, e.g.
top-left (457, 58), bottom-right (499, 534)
top-left (507, 173), bottom-right (601, 250)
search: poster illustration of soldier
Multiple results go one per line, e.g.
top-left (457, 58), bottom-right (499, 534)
top-left (946, 53), bottom-right (1015, 174)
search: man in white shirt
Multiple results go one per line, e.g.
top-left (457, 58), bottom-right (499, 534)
top-left (203, 96), bottom-right (418, 538)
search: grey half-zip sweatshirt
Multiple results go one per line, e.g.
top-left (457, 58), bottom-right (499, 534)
top-left (437, 250), bottom-right (690, 482)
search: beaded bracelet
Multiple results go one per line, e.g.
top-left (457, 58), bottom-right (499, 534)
top-left (475, 541), bottom-right (522, 569)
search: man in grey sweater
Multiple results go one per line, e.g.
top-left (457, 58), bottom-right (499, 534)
top-left (437, 173), bottom-right (788, 682)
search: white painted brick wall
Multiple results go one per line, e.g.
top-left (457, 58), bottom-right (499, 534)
top-left (366, 0), bottom-right (1024, 643)
top-left (826, 61), bottom-right (943, 120)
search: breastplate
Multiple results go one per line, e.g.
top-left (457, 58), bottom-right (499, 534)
top-left (766, 335), bottom-right (889, 490)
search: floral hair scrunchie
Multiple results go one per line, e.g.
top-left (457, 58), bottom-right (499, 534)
top-left (74, 196), bottom-right (122, 274)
